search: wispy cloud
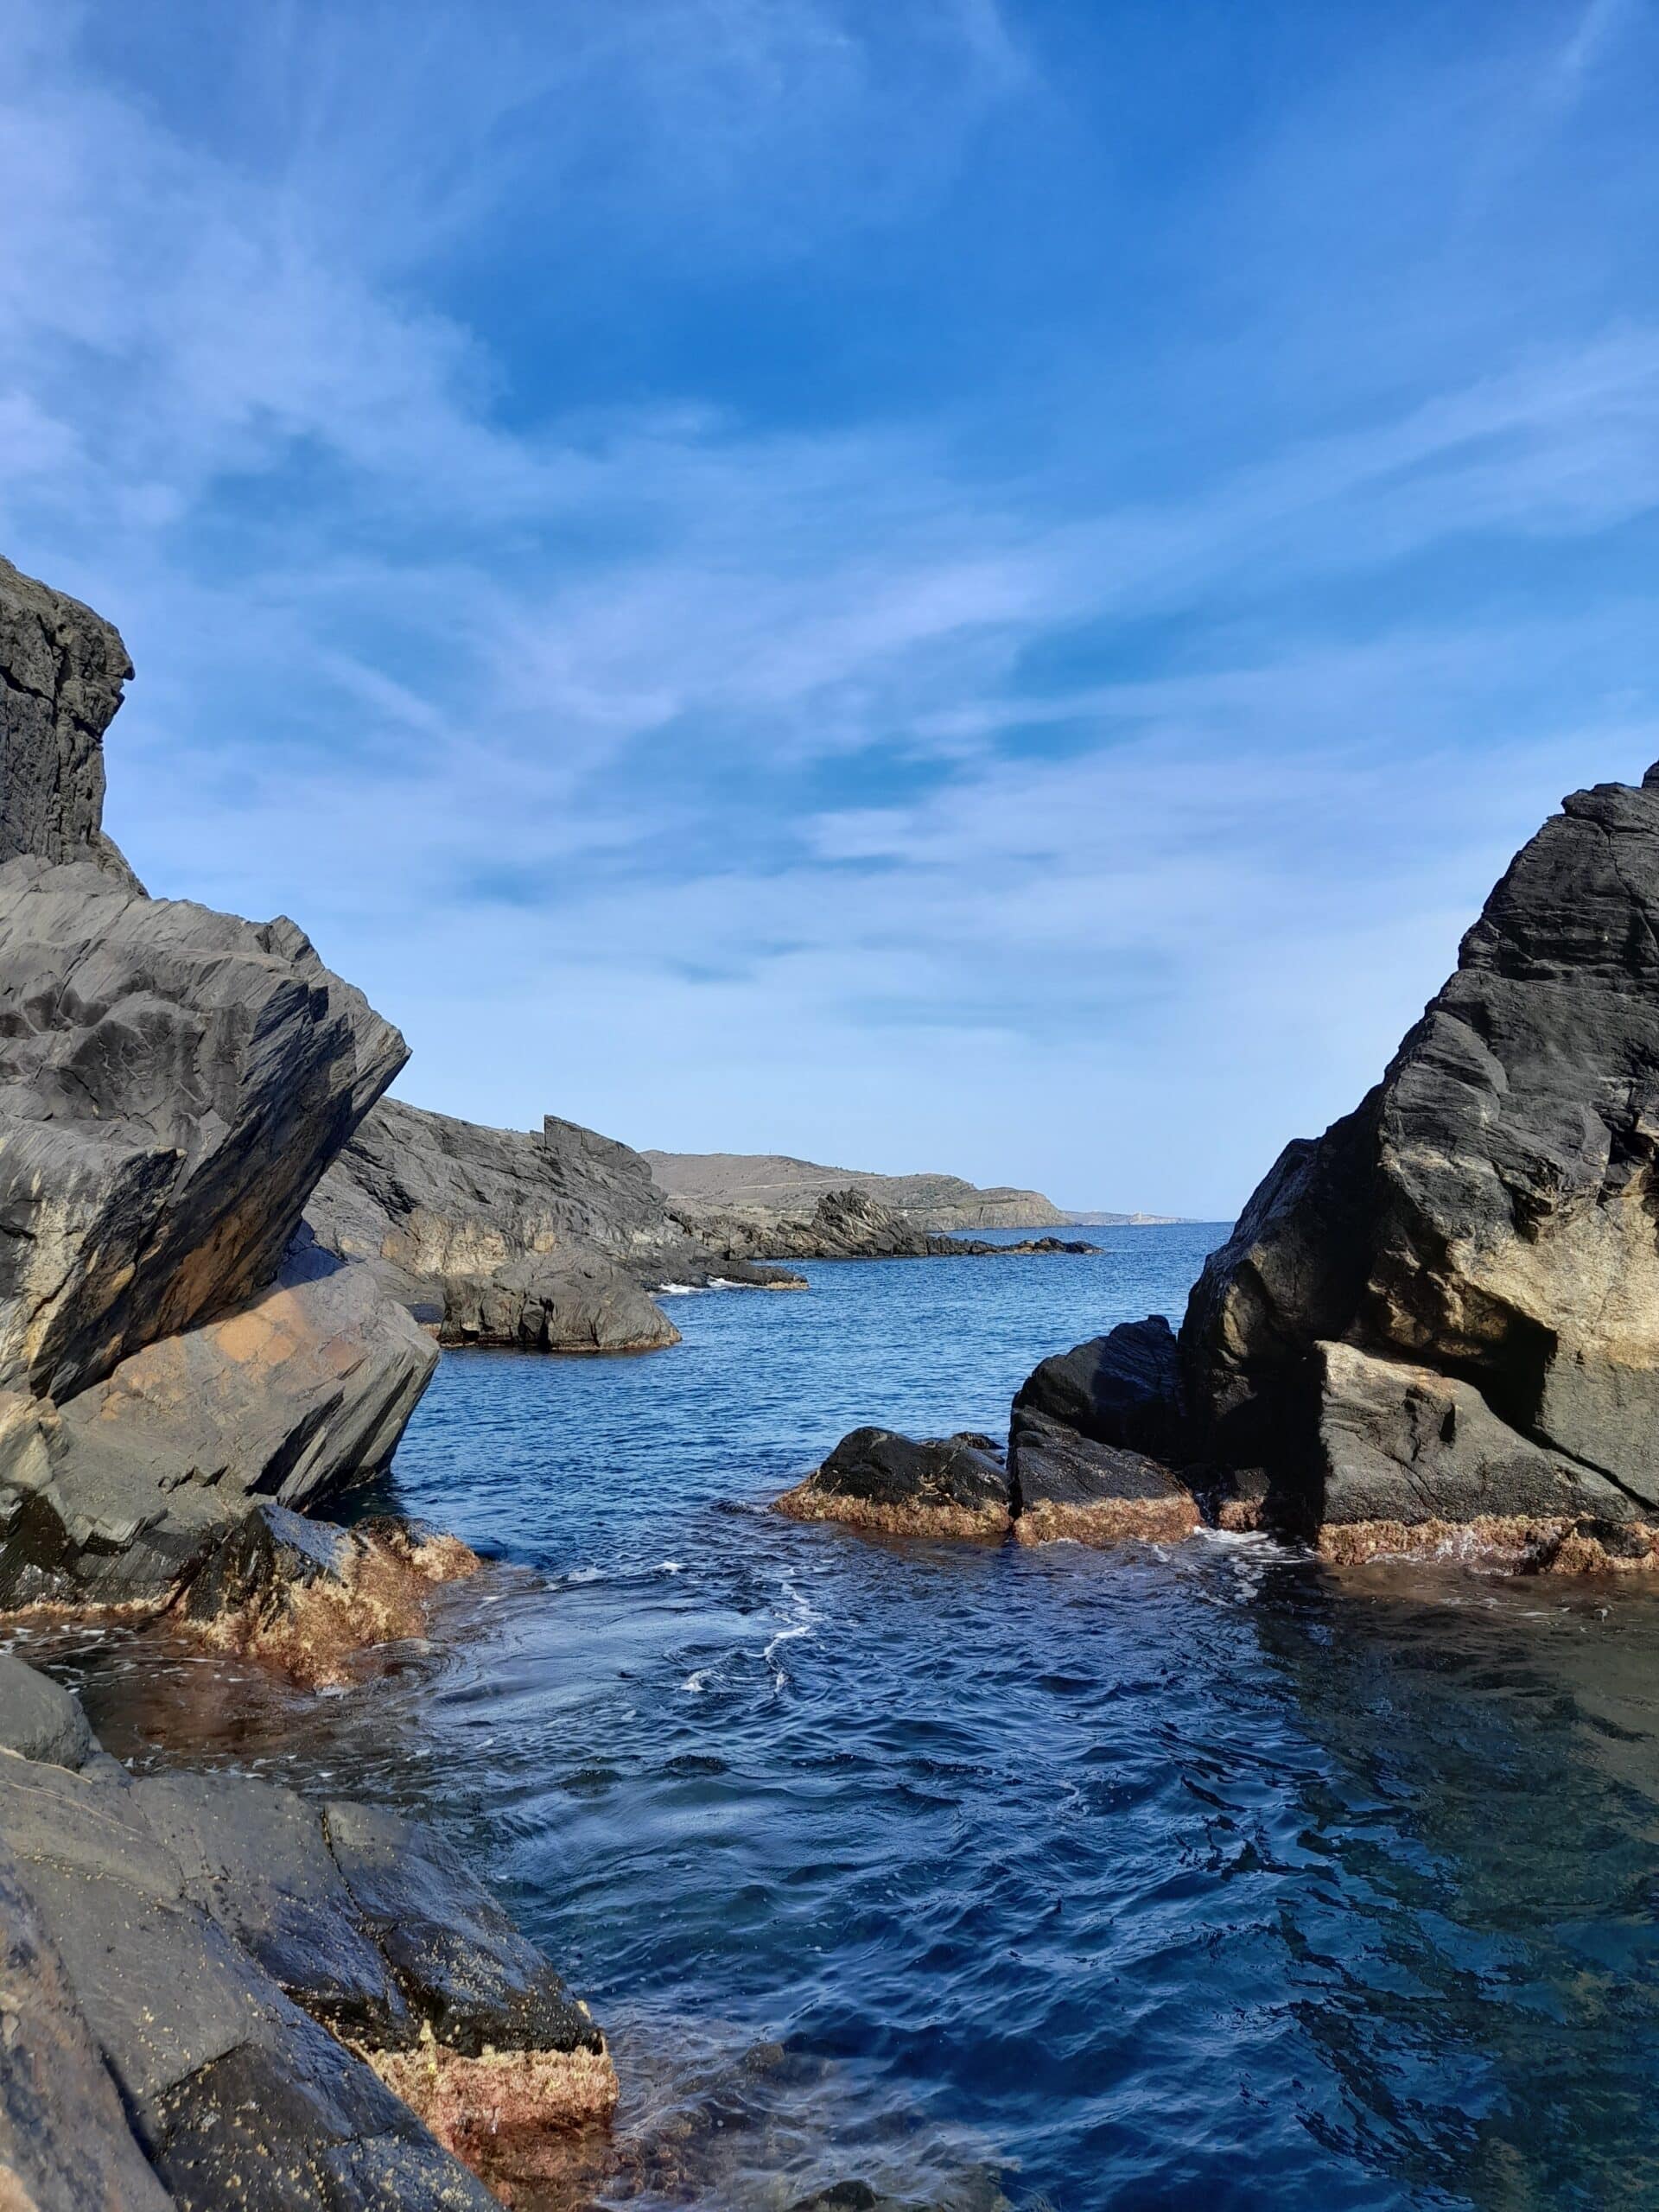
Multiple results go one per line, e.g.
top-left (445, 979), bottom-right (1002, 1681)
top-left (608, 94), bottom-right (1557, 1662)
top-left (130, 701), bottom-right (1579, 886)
top-left (1, 0), bottom-right (1656, 1213)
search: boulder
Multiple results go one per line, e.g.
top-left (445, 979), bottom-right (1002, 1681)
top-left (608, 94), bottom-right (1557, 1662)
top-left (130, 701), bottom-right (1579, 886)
top-left (0, 1657), bottom-right (614, 2208)
top-left (1007, 1408), bottom-right (1199, 1547)
top-left (308, 1096), bottom-right (711, 1351)
top-left (991, 761), bottom-right (1659, 1563)
top-left (0, 1244), bottom-right (437, 1608)
top-left (0, 555), bottom-right (139, 888)
top-left (1011, 1316), bottom-right (1185, 1461)
top-left (0, 1649), bottom-right (93, 1770)
top-left (1175, 763), bottom-right (1659, 1547)
top-left (0, 1843), bottom-right (174, 2211)
top-left (0, 858), bottom-right (405, 1405)
top-left (775, 1427), bottom-right (1011, 1537)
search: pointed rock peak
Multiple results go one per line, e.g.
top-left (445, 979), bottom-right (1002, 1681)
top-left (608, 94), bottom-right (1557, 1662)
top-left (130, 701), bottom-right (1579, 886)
top-left (1643, 762), bottom-right (1659, 789)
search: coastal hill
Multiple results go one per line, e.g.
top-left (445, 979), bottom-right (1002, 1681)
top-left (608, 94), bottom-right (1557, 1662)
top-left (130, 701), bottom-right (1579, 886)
top-left (645, 1150), bottom-right (1175, 1231)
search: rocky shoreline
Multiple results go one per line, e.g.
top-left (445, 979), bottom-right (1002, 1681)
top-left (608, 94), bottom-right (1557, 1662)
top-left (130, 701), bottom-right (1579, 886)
top-left (777, 758), bottom-right (1659, 1579)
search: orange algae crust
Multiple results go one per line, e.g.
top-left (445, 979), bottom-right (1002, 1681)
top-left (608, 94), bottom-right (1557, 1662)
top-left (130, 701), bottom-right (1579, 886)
top-left (1318, 1515), bottom-right (1659, 1573)
top-left (366, 2026), bottom-right (619, 2201)
top-left (1215, 1497), bottom-right (1264, 1534)
top-left (772, 1479), bottom-right (1009, 1541)
top-left (1014, 1495), bottom-right (1200, 1548)
top-left (188, 1523), bottom-right (483, 1690)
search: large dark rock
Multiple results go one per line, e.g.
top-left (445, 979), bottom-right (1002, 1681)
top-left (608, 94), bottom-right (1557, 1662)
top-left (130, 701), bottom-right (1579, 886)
top-left (1178, 764), bottom-right (1659, 1546)
top-left (1007, 1409), bottom-right (1199, 1546)
top-left (0, 1649), bottom-right (94, 1770)
top-left (0, 1653), bottom-right (612, 2208)
top-left (324, 1798), bottom-right (601, 2061)
top-left (997, 760), bottom-right (1659, 1561)
top-left (775, 1427), bottom-right (1012, 1536)
top-left (0, 859), bottom-right (406, 1406)
top-left (1012, 1316), bottom-right (1185, 1461)
top-left (0, 555), bottom-right (139, 889)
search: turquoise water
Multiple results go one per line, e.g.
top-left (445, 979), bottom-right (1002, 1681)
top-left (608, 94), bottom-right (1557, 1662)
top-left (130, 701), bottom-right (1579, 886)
top-left (66, 1230), bottom-right (1659, 2209)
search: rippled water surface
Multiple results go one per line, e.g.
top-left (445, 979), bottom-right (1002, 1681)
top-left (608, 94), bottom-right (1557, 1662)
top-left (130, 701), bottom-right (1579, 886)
top-left (57, 1229), bottom-right (1659, 2211)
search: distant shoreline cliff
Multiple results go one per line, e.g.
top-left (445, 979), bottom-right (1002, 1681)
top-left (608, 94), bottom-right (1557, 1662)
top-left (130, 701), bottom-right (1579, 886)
top-left (644, 1150), bottom-right (1185, 1232)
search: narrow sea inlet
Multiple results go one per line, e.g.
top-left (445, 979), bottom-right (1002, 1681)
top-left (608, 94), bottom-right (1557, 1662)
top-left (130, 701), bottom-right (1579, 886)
top-left (55, 1230), bottom-right (1659, 2211)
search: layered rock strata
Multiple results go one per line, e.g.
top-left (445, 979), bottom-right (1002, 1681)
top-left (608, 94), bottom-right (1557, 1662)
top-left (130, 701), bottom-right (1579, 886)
top-left (0, 556), bottom-right (432, 1609)
top-left (0, 1654), bottom-right (612, 2209)
top-left (645, 1147), bottom-right (1071, 1230)
top-left (308, 1097), bottom-right (802, 1354)
top-left (975, 761), bottom-right (1659, 1570)
top-left (676, 1184), bottom-right (1096, 1262)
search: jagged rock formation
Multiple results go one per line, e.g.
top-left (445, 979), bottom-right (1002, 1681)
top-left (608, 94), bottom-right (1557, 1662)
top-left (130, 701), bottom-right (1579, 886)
top-left (0, 1653), bottom-right (612, 2209)
top-left (0, 556), bottom-right (140, 889)
top-left (0, 556), bottom-right (433, 1609)
top-left (645, 1148), bottom-right (1071, 1230)
top-left (308, 1096), bottom-right (802, 1353)
top-left (995, 760), bottom-right (1659, 1570)
top-left (675, 1184), bottom-right (1096, 1262)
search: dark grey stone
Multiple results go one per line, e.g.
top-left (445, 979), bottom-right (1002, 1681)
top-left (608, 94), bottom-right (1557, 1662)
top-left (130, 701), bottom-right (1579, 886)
top-left (1011, 1316), bottom-right (1185, 1461)
top-left (0, 1649), bottom-right (93, 1769)
top-left (325, 1798), bottom-right (601, 2058)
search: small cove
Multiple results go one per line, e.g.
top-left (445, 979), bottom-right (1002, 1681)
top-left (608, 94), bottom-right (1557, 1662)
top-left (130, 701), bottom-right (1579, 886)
top-left (48, 1227), bottom-right (1659, 2212)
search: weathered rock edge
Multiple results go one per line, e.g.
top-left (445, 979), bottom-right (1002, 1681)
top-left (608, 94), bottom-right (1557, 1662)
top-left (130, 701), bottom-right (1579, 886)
top-left (0, 1650), bottom-right (613, 2209)
top-left (969, 760), bottom-right (1659, 1572)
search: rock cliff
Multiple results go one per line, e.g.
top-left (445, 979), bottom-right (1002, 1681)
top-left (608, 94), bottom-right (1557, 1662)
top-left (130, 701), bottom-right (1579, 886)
top-left (645, 1148), bottom-right (1070, 1230)
top-left (308, 1096), bottom-right (801, 1352)
top-left (0, 558), bottom-right (432, 1606)
top-left (995, 760), bottom-right (1659, 1568)
top-left (671, 1184), bottom-right (1096, 1262)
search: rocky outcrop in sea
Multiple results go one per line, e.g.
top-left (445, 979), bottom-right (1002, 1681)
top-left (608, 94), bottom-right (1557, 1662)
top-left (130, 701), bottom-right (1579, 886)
top-left (785, 761), bottom-right (1659, 1572)
top-left (672, 1184), bottom-right (1096, 1262)
top-left (308, 1096), bottom-right (803, 1353)
top-left (645, 1148), bottom-right (1072, 1230)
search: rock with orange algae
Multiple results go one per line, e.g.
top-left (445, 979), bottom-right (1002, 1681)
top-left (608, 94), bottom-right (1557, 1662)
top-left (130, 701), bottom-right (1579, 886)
top-left (1318, 1514), bottom-right (1657, 1573)
top-left (178, 1502), bottom-right (480, 1691)
top-left (0, 1740), bottom-right (499, 2212)
top-left (775, 1427), bottom-right (1011, 1539)
top-left (0, 1242), bottom-right (438, 1611)
top-left (1008, 1409), bottom-right (1200, 1548)
top-left (365, 2024), bottom-right (619, 2196)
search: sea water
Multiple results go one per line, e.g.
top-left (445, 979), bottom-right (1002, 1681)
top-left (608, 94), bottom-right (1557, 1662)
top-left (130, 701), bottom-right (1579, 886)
top-left (60, 1228), bottom-right (1659, 2210)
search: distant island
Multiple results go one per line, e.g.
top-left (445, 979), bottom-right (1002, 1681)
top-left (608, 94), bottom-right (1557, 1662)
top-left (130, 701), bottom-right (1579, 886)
top-left (644, 1150), bottom-right (1185, 1232)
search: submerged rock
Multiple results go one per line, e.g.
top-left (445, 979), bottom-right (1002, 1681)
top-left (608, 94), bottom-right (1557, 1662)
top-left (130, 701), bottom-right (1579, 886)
top-left (776, 1428), bottom-right (1012, 1538)
top-left (176, 1501), bottom-right (479, 1689)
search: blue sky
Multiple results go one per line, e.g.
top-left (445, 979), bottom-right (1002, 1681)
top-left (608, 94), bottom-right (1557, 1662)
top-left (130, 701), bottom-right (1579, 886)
top-left (3, 0), bottom-right (1657, 1217)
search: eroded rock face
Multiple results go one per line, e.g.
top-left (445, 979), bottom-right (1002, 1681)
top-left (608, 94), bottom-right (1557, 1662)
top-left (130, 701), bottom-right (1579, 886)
top-left (775, 1428), bottom-right (1012, 1537)
top-left (0, 556), bottom-right (139, 890)
top-left (0, 859), bottom-right (406, 1406)
top-left (0, 1654), bottom-right (610, 2209)
top-left (308, 1097), bottom-right (708, 1352)
top-left (0, 1243), bottom-right (436, 1609)
top-left (1177, 766), bottom-right (1659, 1543)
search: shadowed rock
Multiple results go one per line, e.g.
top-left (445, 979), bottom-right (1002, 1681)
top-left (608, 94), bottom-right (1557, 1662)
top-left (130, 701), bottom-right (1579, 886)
top-left (1012, 1317), bottom-right (1185, 1462)
top-left (0, 1652), bottom-right (613, 2208)
top-left (308, 1096), bottom-right (805, 1353)
top-left (0, 555), bottom-right (139, 890)
top-left (775, 1427), bottom-right (1012, 1537)
top-left (1007, 1409), bottom-right (1199, 1547)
